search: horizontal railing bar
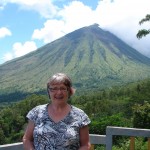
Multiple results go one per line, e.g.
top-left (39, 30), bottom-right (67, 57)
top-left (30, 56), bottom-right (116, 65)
top-left (106, 126), bottom-right (150, 137)
top-left (0, 142), bottom-right (23, 150)
top-left (89, 134), bottom-right (106, 144)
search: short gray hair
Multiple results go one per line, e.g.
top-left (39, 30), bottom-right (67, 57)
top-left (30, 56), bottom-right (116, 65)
top-left (47, 73), bottom-right (75, 98)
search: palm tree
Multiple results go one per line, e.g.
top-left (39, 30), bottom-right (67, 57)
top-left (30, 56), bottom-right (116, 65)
top-left (137, 14), bottom-right (150, 39)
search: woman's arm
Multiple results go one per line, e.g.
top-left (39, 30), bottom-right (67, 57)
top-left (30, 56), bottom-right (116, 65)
top-left (22, 120), bottom-right (35, 150)
top-left (79, 125), bottom-right (91, 150)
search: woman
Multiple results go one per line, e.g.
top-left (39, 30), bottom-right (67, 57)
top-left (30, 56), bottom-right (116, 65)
top-left (23, 73), bottom-right (91, 150)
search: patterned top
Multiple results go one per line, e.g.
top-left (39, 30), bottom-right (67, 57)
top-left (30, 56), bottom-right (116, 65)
top-left (26, 104), bottom-right (91, 150)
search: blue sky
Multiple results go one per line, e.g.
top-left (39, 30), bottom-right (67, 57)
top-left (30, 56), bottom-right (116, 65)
top-left (0, 0), bottom-right (150, 65)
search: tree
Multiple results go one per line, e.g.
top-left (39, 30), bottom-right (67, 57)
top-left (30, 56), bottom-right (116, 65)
top-left (0, 128), bottom-right (5, 144)
top-left (132, 101), bottom-right (150, 129)
top-left (137, 14), bottom-right (150, 39)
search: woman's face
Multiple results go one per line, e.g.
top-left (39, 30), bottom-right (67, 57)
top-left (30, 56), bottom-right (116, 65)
top-left (48, 83), bottom-right (69, 104)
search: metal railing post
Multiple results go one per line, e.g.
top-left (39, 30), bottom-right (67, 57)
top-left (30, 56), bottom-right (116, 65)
top-left (106, 127), bottom-right (113, 150)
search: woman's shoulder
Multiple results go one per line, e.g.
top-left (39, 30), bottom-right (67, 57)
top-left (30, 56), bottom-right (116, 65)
top-left (27, 104), bottom-right (48, 121)
top-left (70, 105), bottom-right (91, 126)
top-left (30, 103), bottom-right (48, 113)
top-left (35, 103), bottom-right (48, 109)
top-left (71, 105), bottom-right (85, 114)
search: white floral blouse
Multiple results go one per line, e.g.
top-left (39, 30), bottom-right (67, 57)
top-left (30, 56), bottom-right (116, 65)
top-left (26, 104), bottom-right (91, 150)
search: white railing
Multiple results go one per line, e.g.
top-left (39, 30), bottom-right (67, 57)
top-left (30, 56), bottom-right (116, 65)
top-left (0, 126), bottom-right (150, 150)
top-left (0, 142), bottom-right (23, 150)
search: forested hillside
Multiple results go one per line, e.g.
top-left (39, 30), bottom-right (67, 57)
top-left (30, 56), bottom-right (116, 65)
top-left (0, 78), bottom-right (150, 149)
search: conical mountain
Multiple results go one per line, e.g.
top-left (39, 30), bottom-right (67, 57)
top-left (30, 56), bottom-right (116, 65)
top-left (0, 24), bottom-right (150, 100)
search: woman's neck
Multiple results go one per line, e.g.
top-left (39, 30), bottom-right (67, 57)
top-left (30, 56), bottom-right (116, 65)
top-left (49, 103), bottom-right (70, 112)
top-left (48, 103), bottom-right (71, 123)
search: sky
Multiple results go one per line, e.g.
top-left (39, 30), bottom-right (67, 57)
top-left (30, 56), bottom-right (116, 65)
top-left (0, 0), bottom-right (150, 65)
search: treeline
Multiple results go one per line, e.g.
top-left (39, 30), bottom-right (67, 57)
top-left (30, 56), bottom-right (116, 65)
top-left (0, 79), bottom-right (150, 148)
top-left (0, 90), bottom-right (46, 104)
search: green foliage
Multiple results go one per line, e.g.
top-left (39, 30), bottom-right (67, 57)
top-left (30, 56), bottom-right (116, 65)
top-left (89, 113), bottom-right (130, 135)
top-left (91, 137), bottom-right (148, 150)
top-left (132, 101), bottom-right (150, 129)
top-left (0, 128), bottom-right (6, 144)
top-left (137, 14), bottom-right (150, 39)
top-left (111, 137), bottom-right (148, 150)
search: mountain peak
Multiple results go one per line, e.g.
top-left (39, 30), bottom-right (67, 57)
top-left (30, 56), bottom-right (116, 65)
top-left (0, 24), bottom-right (150, 102)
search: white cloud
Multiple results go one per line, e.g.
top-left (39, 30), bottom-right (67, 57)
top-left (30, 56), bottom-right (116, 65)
top-left (0, 27), bottom-right (12, 38)
top-left (0, 0), bottom-right (7, 10)
top-left (13, 41), bottom-right (37, 57)
top-left (32, 1), bottom-right (97, 43)
top-left (58, 1), bottom-right (96, 32)
top-left (95, 0), bottom-right (150, 57)
top-left (4, 0), bottom-right (58, 18)
top-left (3, 52), bottom-right (13, 62)
top-left (32, 20), bottom-right (65, 43)
top-left (3, 41), bottom-right (37, 62)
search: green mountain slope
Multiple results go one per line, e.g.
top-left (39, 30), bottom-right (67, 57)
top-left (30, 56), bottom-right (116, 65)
top-left (0, 24), bottom-right (150, 99)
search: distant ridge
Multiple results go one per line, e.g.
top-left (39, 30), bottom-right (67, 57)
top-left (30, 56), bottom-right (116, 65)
top-left (0, 24), bottom-right (150, 102)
